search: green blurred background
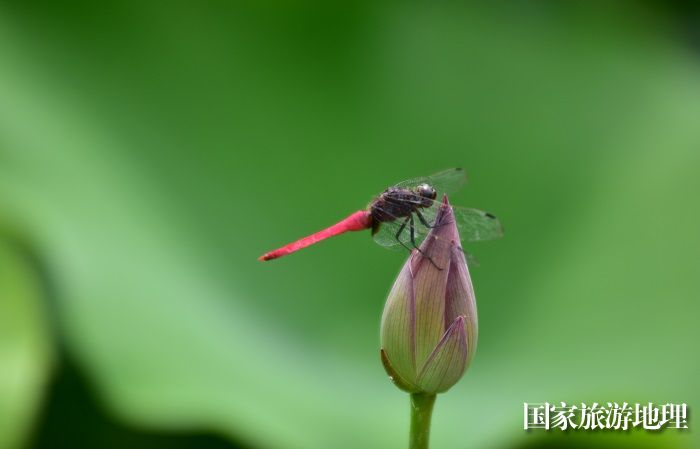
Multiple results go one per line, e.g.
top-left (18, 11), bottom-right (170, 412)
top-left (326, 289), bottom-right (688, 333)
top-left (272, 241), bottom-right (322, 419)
top-left (1, 2), bottom-right (698, 449)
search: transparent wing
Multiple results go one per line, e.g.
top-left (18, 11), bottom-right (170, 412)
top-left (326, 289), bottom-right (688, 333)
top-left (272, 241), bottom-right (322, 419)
top-left (372, 200), bottom-right (503, 254)
top-left (374, 217), bottom-right (484, 269)
top-left (453, 206), bottom-right (503, 241)
top-left (464, 251), bottom-right (480, 267)
top-left (418, 201), bottom-right (504, 242)
top-left (392, 168), bottom-right (467, 195)
top-left (372, 221), bottom-right (408, 251)
top-left (372, 212), bottom-right (432, 252)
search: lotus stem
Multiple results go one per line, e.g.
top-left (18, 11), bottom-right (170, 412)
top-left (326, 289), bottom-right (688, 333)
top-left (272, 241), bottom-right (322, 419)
top-left (409, 393), bottom-right (436, 449)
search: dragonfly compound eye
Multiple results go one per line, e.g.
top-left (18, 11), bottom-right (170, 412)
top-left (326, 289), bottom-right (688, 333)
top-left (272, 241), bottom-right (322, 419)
top-left (418, 183), bottom-right (437, 200)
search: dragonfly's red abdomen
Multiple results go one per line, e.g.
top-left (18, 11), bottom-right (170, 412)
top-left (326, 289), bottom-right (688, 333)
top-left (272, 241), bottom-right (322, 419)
top-left (258, 210), bottom-right (372, 261)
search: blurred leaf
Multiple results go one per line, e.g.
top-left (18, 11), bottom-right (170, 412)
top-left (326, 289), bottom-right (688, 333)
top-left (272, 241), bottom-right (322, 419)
top-left (0, 238), bottom-right (53, 449)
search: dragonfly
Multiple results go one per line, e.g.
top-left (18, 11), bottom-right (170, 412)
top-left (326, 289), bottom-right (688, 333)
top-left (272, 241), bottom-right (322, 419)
top-left (258, 168), bottom-right (503, 266)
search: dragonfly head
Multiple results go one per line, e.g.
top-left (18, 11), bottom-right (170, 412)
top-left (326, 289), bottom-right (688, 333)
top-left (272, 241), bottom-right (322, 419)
top-left (416, 183), bottom-right (437, 207)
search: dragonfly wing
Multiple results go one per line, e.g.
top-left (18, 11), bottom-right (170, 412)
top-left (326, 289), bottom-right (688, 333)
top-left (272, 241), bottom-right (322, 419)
top-left (413, 201), bottom-right (503, 242)
top-left (449, 205), bottom-right (503, 242)
top-left (392, 168), bottom-right (467, 195)
top-left (372, 221), bottom-right (405, 251)
top-left (373, 213), bottom-right (466, 267)
top-left (464, 250), bottom-right (480, 267)
top-left (372, 216), bottom-right (431, 251)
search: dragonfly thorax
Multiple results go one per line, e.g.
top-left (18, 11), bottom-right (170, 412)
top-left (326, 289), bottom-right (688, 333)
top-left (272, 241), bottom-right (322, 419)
top-left (369, 186), bottom-right (433, 225)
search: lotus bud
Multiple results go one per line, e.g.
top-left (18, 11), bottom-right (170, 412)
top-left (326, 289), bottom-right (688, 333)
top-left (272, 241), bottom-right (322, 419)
top-left (380, 196), bottom-right (477, 394)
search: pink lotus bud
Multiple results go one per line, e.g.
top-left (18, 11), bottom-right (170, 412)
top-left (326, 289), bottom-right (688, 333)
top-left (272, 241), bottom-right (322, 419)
top-left (380, 196), bottom-right (477, 394)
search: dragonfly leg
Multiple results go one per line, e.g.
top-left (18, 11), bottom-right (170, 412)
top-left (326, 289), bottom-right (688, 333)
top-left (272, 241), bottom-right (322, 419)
top-left (394, 216), bottom-right (414, 253)
top-left (393, 215), bottom-right (443, 270)
top-left (415, 209), bottom-right (435, 228)
top-left (395, 216), bottom-right (427, 255)
top-left (409, 214), bottom-right (443, 270)
top-left (409, 214), bottom-right (418, 247)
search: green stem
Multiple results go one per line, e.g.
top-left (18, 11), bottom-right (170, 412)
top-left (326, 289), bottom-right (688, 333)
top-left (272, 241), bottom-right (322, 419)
top-left (409, 393), bottom-right (436, 449)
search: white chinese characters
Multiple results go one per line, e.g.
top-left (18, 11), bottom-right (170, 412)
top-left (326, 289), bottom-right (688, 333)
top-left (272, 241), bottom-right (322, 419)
top-left (524, 402), bottom-right (688, 431)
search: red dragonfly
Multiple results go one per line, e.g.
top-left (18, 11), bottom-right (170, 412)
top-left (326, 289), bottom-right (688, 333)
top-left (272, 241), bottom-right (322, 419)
top-left (258, 168), bottom-right (503, 264)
